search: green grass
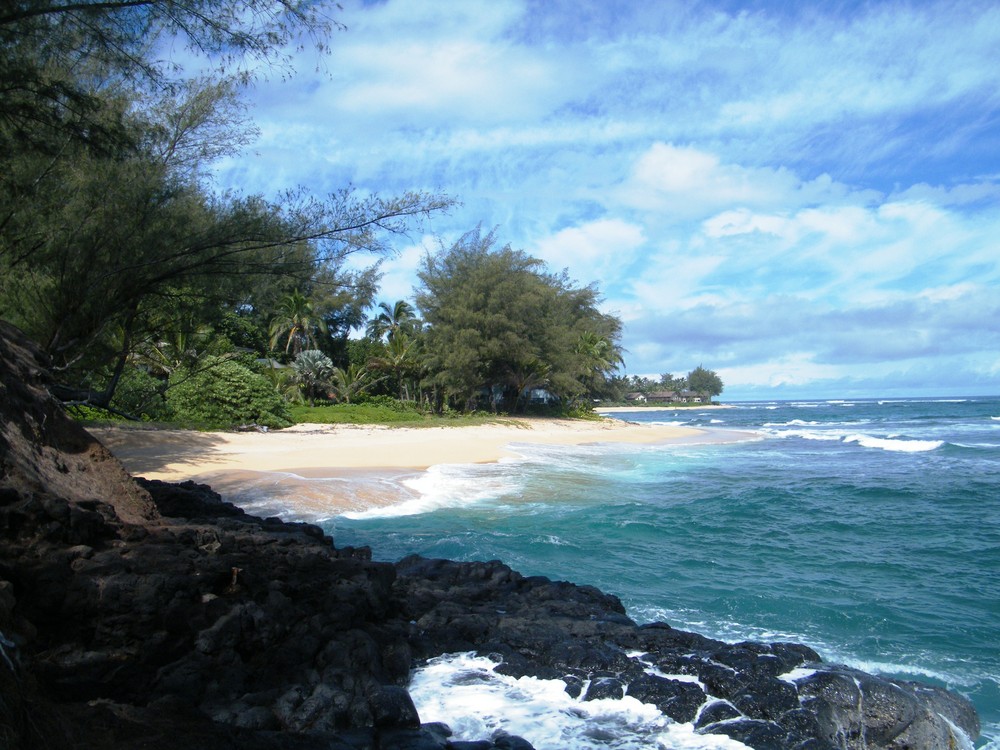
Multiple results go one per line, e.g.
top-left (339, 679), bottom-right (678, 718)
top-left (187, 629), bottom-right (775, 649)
top-left (287, 402), bottom-right (509, 427)
top-left (73, 395), bottom-right (597, 430)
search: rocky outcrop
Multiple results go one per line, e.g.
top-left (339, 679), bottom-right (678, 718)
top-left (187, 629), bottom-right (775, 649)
top-left (0, 320), bottom-right (981, 749)
top-left (393, 556), bottom-right (979, 749)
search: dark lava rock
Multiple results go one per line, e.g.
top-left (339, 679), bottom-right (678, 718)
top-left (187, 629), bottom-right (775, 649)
top-left (0, 321), bottom-right (982, 750)
top-left (626, 673), bottom-right (706, 723)
top-left (583, 675), bottom-right (625, 701)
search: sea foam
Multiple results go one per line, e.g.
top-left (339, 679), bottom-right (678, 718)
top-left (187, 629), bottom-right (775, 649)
top-left (341, 461), bottom-right (523, 519)
top-left (409, 652), bottom-right (752, 750)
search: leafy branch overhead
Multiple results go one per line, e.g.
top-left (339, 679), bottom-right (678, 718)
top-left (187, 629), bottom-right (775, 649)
top-left (0, 0), bottom-right (454, 411)
top-left (0, 0), bottom-right (647, 424)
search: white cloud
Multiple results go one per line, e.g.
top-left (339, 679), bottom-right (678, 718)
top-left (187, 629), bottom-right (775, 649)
top-left (208, 0), bottom-right (1000, 398)
top-left (719, 354), bottom-right (843, 391)
top-left (617, 143), bottom-right (865, 221)
top-left (531, 219), bottom-right (645, 281)
top-left (331, 40), bottom-right (563, 124)
top-left (626, 254), bottom-right (729, 315)
top-left (367, 236), bottom-right (439, 305)
top-left (619, 143), bottom-right (794, 217)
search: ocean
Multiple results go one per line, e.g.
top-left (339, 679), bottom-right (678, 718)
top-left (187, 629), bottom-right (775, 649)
top-left (223, 397), bottom-right (1000, 749)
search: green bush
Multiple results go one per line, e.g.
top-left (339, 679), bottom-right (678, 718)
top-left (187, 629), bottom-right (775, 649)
top-left (68, 404), bottom-right (124, 422)
top-left (287, 399), bottom-right (510, 427)
top-left (353, 394), bottom-right (425, 413)
top-left (288, 401), bottom-right (427, 425)
top-left (167, 357), bottom-right (292, 429)
top-left (110, 366), bottom-right (171, 420)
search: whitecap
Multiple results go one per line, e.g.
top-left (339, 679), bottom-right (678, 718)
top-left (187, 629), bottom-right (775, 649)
top-left (761, 428), bottom-right (842, 442)
top-left (842, 434), bottom-right (944, 453)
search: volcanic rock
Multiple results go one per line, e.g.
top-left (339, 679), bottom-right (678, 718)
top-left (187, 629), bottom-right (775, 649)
top-left (0, 320), bottom-right (981, 750)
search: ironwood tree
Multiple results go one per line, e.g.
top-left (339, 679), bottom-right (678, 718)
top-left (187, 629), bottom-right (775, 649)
top-left (416, 227), bottom-right (623, 412)
top-left (0, 0), bottom-right (453, 413)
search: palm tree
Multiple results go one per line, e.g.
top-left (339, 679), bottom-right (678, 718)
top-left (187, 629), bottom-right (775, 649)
top-left (509, 358), bottom-right (552, 413)
top-left (329, 364), bottom-right (384, 404)
top-left (269, 290), bottom-right (327, 356)
top-left (574, 332), bottom-right (624, 402)
top-left (368, 332), bottom-right (420, 401)
top-left (366, 300), bottom-right (416, 342)
top-left (576, 332), bottom-right (624, 376)
top-left (293, 349), bottom-right (335, 406)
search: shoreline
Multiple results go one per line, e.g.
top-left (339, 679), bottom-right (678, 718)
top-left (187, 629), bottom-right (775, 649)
top-left (91, 418), bottom-right (755, 516)
top-left (91, 417), bottom-right (737, 481)
top-left (594, 404), bottom-right (733, 413)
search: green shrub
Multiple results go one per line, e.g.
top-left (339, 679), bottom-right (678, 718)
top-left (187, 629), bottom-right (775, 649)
top-left (68, 404), bottom-right (124, 422)
top-left (561, 403), bottom-right (603, 420)
top-left (287, 400), bottom-right (507, 427)
top-left (167, 357), bottom-right (292, 429)
top-left (353, 394), bottom-right (424, 413)
top-left (288, 401), bottom-right (427, 425)
top-left (110, 366), bottom-right (171, 420)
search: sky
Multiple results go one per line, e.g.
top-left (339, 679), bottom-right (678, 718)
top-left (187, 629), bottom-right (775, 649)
top-left (210, 0), bottom-right (1000, 400)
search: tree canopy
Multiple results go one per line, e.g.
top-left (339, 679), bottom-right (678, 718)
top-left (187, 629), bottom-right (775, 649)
top-left (0, 1), bottom-right (657, 422)
top-left (0, 0), bottom-right (452, 412)
top-left (687, 366), bottom-right (724, 399)
top-left (416, 227), bottom-right (623, 412)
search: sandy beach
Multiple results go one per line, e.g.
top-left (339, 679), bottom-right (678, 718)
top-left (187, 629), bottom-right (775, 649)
top-left (593, 405), bottom-right (732, 413)
top-left (91, 417), bottom-right (718, 482)
top-left (91, 417), bottom-right (753, 518)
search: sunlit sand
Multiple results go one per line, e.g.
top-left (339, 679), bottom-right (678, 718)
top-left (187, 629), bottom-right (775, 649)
top-left (92, 418), bottom-right (751, 516)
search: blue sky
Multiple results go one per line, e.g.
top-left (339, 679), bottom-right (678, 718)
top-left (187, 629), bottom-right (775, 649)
top-left (212, 0), bottom-right (1000, 400)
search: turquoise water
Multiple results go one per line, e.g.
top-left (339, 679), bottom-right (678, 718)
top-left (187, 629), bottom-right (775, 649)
top-left (230, 397), bottom-right (1000, 747)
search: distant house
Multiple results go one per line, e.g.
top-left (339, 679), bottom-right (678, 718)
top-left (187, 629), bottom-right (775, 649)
top-left (256, 357), bottom-right (289, 370)
top-left (646, 390), bottom-right (703, 404)
top-left (646, 390), bottom-right (679, 403)
top-left (525, 387), bottom-right (559, 406)
top-left (625, 392), bottom-right (647, 403)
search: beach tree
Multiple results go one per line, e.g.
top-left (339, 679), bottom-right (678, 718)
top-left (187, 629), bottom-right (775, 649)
top-left (415, 226), bottom-right (623, 412)
top-left (0, 4), bottom-right (454, 411)
top-left (367, 332), bottom-right (421, 401)
top-left (0, 0), bottom-right (342, 160)
top-left (313, 264), bottom-right (382, 364)
top-left (270, 290), bottom-right (328, 356)
top-left (293, 349), bottom-right (335, 407)
top-left (508, 358), bottom-right (552, 411)
top-left (366, 300), bottom-right (418, 342)
top-left (687, 366), bottom-right (724, 401)
top-left (166, 355), bottom-right (292, 428)
top-left (329, 364), bottom-right (381, 404)
top-left (660, 373), bottom-right (688, 392)
top-left (574, 331), bottom-right (625, 399)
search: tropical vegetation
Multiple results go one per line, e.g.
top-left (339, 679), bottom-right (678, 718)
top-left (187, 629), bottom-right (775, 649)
top-left (0, 0), bottom-right (719, 428)
top-left (604, 367), bottom-right (725, 405)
